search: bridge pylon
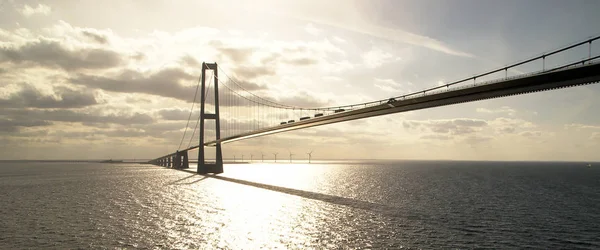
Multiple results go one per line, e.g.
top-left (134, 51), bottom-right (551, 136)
top-left (198, 62), bottom-right (223, 174)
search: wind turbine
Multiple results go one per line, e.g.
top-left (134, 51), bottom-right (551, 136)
top-left (306, 150), bottom-right (313, 163)
top-left (242, 154), bottom-right (244, 162)
top-left (288, 150), bottom-right (294, 163)
top-left (250, 154), bottom-right (254, 162)
top-left (273, 153), bottom-right (278, 163)
top-left (261, 152), bottom-right (265, 162)
top-left (233, 155), bottom-right (236, 162)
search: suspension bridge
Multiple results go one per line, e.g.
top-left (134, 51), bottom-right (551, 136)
top-left (149, 35), bottom-right (600, 174)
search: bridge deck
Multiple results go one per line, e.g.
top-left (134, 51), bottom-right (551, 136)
top-left (153, 61), bottom-right (600, 160)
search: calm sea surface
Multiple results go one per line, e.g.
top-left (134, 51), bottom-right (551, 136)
top-left (1, 160), bottom-right (599, 249)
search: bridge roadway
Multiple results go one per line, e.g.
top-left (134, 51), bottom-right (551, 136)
top-left (156, 61), bottom-right (600, 159)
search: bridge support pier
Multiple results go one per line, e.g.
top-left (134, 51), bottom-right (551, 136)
top-left (179, 151), bottom-right (189, 169)
top-left (173, 152), bottom-right (181, 169)
top-left (168, 151), bottom-right (189, 169)
top-left (198, 62), bottom-right (223, 174)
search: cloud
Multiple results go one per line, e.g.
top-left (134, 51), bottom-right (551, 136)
top-left (490, 117), bottom-right (535, 129)
top-left (223, 78), bottom-right (267, 91)
top-left (0, 84), bottom-right (98, 108)
top-left (362, 47), bottom-right (400, 68)
top-left (565, 123), bottom-right (600, 130)
top-left (463, 135), bottom-right (493, 145)
top-left (286, 9), bottom-right (473, 57)
top-left (0, 39), bottom-right (122, 71)
top-left (260, 52), bottom-right (319, 67)
top-left (304, 23), bottom-right (322, 36)
top-left (476, 106), bottom-right (516, 116)
top-left (69, 68), bottom-right (197, 102)
top-left (332, 36), bottom-right (346, 44)
top-left (125, 96), bottom-right (153, 104)
top-left (322, 76), bottom-right (343, 82)
top-left (211, 40), bottom-right (255, 62)
top-left (322, 60), bottom-right (354, 72)
top-left (497, 127), bottom-right (516, 134)
top-left (403, 118), bottom-right (487, 135)
top-left (158, 108), bottom-right (199, 121)
top-left (565, 125), bottom-right (600, 141)
top-left (284, 57), bottom-right (319, 66)
top-left (5, 129), bottom-right (49, 138)
top-left (50, 128), bottom-right (155, 139)
top-left (180, 55), bottom-right (201, 68)
top-left (519, 131), bottom-right (542, 138)
top-left (0, 118), bottom-right (51, 133)
top-left (280, 39), bottom-right (345, 56)
top-left (81, 30), bottom-right (108, 44)
top-left (211, 38), bottom-right (340, 74)
top-left (279, 126), bottom-right (389, 146)
top-left (19, 4), bottom-right (51, 17)
top-left (1, 108), bottom-right (154, 126)
top-left (486, 117), bottom-right (536, 135)
top-left (421, 134), bottom-right (451, 140)
top-left (232, 66), bottom-right (276, 80)
top-left (277, 92), bottom-right (331, 108)
top-left (373, 78), bottom-right (405, 92)
top-left (130, 52), bottom-right (145, 61)
top-left (453, 119), bottom-right (488, 127)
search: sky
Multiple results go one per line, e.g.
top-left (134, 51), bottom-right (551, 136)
top-left (1, 0), bottom-right (600, 161)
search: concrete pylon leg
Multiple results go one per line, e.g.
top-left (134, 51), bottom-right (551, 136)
top-left (174, 154), bottom-right (180, 169)
top-left (182, 151), bottom-right (189, 169)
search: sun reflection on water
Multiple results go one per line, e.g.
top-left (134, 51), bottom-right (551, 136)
top-left (174, 163), bottom-right (338, 248)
